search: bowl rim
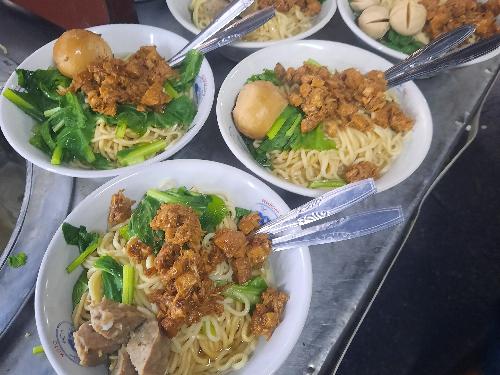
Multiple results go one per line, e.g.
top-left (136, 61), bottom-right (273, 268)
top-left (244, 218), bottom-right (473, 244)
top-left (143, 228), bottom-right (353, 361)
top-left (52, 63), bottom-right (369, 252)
top-left (0, 23), bottom-right (215, 179)
top-left (34, 158), bottom-right (313, 375)
top-left (166, 0), bottom-right (338, 49)
top-left (216, 39), bottom-right (433, 197)
top-left (336, 0), bottom-right (500, 65)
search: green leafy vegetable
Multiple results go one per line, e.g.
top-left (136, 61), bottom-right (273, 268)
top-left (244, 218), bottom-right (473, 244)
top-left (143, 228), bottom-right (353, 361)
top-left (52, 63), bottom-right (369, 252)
top-left (129, 196), bottom-right (164, 254)
top-left (381, 29), bottom-right (424, 55)
top-left (223, 276), bottom-right (268, 306)
top-left (146, 187), bottom-right (228, 232)
top-left (95, 256), bottom-right (123, 303)
top-left (2, 88), bottom-right (45, 122)
top-left (16, 68), bottom-right (70, 102)
top-left (72, 270), bottom-right (89, 308)
top-left (291, 124), bottom-right (336, 151)
top-left (119, 224), bottom-right (130, 241)
top-left (308, 179), bottom-right (346, 189)
top-left (8, 252), bottom-right (27, 268)
top-left (164, 81), bottom-right (179, 99)
top-left (117, 140), bottom-right (167, 166)
top-left (66, 237), bottom-right (101, 273)
top-left (235, 207), bottom-right (252, 221)
top-left (304, 58), bottom-right (321, 67)
top-left (169, 49), bottom-right (203, 92)
top-left (101, 271), bottom-right (122, 302)
top-left (32, 345), bottom-right (44, 355)
top-left (148, 96), bottom-right (196, 128)
top-left (62, 223), bottom-right (100, 253)
top-left (243, 135), bottom-right (271, 168)
top-left (200, 195), bottom-right (227, 232)
top-left (115, 105), bottom-right (148, 136)
top-left (92, 154), bottom-right (113, 170)
top-left (246, 69), bottom-right (282, 86)
top-left (122, 264), bottom-right (135, 304)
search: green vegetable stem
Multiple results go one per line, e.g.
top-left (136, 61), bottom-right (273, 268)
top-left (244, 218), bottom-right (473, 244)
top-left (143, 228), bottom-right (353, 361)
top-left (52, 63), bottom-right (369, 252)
top-left (117, 140), bottom-right (167, 166)
top-left (308, 179), bottom-right (346, 189)
top-left (122, 264), bottom-right (135, 304)
top-left (66, 236), bottom-right (101, 273)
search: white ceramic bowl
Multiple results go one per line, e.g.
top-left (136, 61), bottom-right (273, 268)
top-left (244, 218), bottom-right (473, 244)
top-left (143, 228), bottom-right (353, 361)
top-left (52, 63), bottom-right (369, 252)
top-left (217, 40), bottom-right (433, 197)
top-left (337, 0), bottom-right (500, 65)
top-left (35, 159), bottom-right (312, 375)
top-left (0, 24), bottom-right (215, 178)
top-left (166, 0), bottom-right (338, 60)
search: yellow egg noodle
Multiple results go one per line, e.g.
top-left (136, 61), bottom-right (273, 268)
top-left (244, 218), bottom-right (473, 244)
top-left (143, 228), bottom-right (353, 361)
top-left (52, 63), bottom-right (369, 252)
top-left (268, 125), bottom-right (409, 187)
top-left (191, 0), bottom-right (313, 41)
top-left (92, 122), bottom-right (185, 162)
top-left (72, 196), bottom-right (272, 374)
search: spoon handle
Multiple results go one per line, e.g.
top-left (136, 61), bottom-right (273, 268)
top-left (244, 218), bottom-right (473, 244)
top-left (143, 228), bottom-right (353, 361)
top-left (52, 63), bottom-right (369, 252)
top-left (385, 25), bottom-right (476, 82)
top-left (388, 33), bottom-right (500, 87)
top-left (271, 207), bottom-right (404, 251)
top-left (256, 178), bottom-right (376, 236)
top-left (196, 7), bottom-right (275, 55)
top-left (168, 0), bottom-right (255, 66)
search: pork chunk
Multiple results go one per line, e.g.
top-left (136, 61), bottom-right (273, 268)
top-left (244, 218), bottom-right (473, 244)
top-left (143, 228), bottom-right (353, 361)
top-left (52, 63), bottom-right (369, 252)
top-left (108, 190), bottom-right (135, 228)
top-left (344, 161), bottom-right (379, 183)
top-left (237, 212), bottom-right (261, 235)
top-left (150, 203), bottom-right (202, 250)
top-left (111, 346), bottom-right (138, 375)
top-left (247, 234), bottom-right (271, 267)
top-left (126, 320), bottom-right (171, 375)
top-left (250, 288), bottom-right (288, 340)
top-left (73, 322), bottom-right (121, 366)
top-left (213, 228), bottom-right (247, 258)
top-left (90, 299), bottom-right (146, 344)
top-left (231, 257), bottom-right (252, 284)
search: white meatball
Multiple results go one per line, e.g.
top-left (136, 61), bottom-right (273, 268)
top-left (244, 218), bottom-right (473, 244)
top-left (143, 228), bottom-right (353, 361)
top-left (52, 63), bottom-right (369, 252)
top-left (232, 81), bottom-right (288, 140)
top-left (358, 5), bottom-right (390, 40)
top-left (350, 0), bottom-right (380, 13)
top-left (389, 0), bottom-right (427, 36)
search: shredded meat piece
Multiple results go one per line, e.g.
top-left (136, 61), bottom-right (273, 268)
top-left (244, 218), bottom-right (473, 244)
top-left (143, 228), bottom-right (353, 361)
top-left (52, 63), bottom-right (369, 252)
top-left (388, 103), bottom-right (414, 133)
top-left (126, 238), bottom-right (155, 276)
top-left (108, 190), bottom-right (135, 228)
top-left (420, 0), bottom-right (500, 41)
top-left (126, 237), bottom-right (153, 264)
top-left (213, 228), bottom-right (247, 258)
top-left (278, 63), bottom-right (413, 134)
top-left (247, 234), bottom-right (271, 268)
top-left (344, 161), bottom-right (379, 183)
top-left (237, 212), bottom-right (262, 235)
top-left (231, 257), bottom-right (252, 284)
top-left (148, 204), bottom-right (227, 338)
top-left (69, 46), bottom-right (176, 116)
top-left (256, 0), bottom-right (321, 15)
top-left (154, 243), bottom-right (181, 271)
top-left (150, 203), bottom-right (202, 250)
top-left (250, 288), bottom-right (288, 339)
top-left (143, 202), bottom-right (282, 339)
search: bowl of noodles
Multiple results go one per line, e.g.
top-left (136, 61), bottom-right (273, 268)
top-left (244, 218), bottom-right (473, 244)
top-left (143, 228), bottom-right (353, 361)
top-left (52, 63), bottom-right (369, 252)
top-left (338, 0), bottom-right (500, 65)
top-left (166, 0), bottom-right (338, 60)
top-left (35, 159), bottom-right (312, 375)
top-left (0, 24), bottom-right (215, 178)
top-left (216, 40), bottom-right (433, 197)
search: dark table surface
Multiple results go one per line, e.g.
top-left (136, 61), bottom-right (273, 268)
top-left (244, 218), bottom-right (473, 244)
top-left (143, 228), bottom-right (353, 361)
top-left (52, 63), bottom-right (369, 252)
top-left (0, 1), bottom-right (499, 374)
top-left (337, 80), bottom-right (500, 375)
